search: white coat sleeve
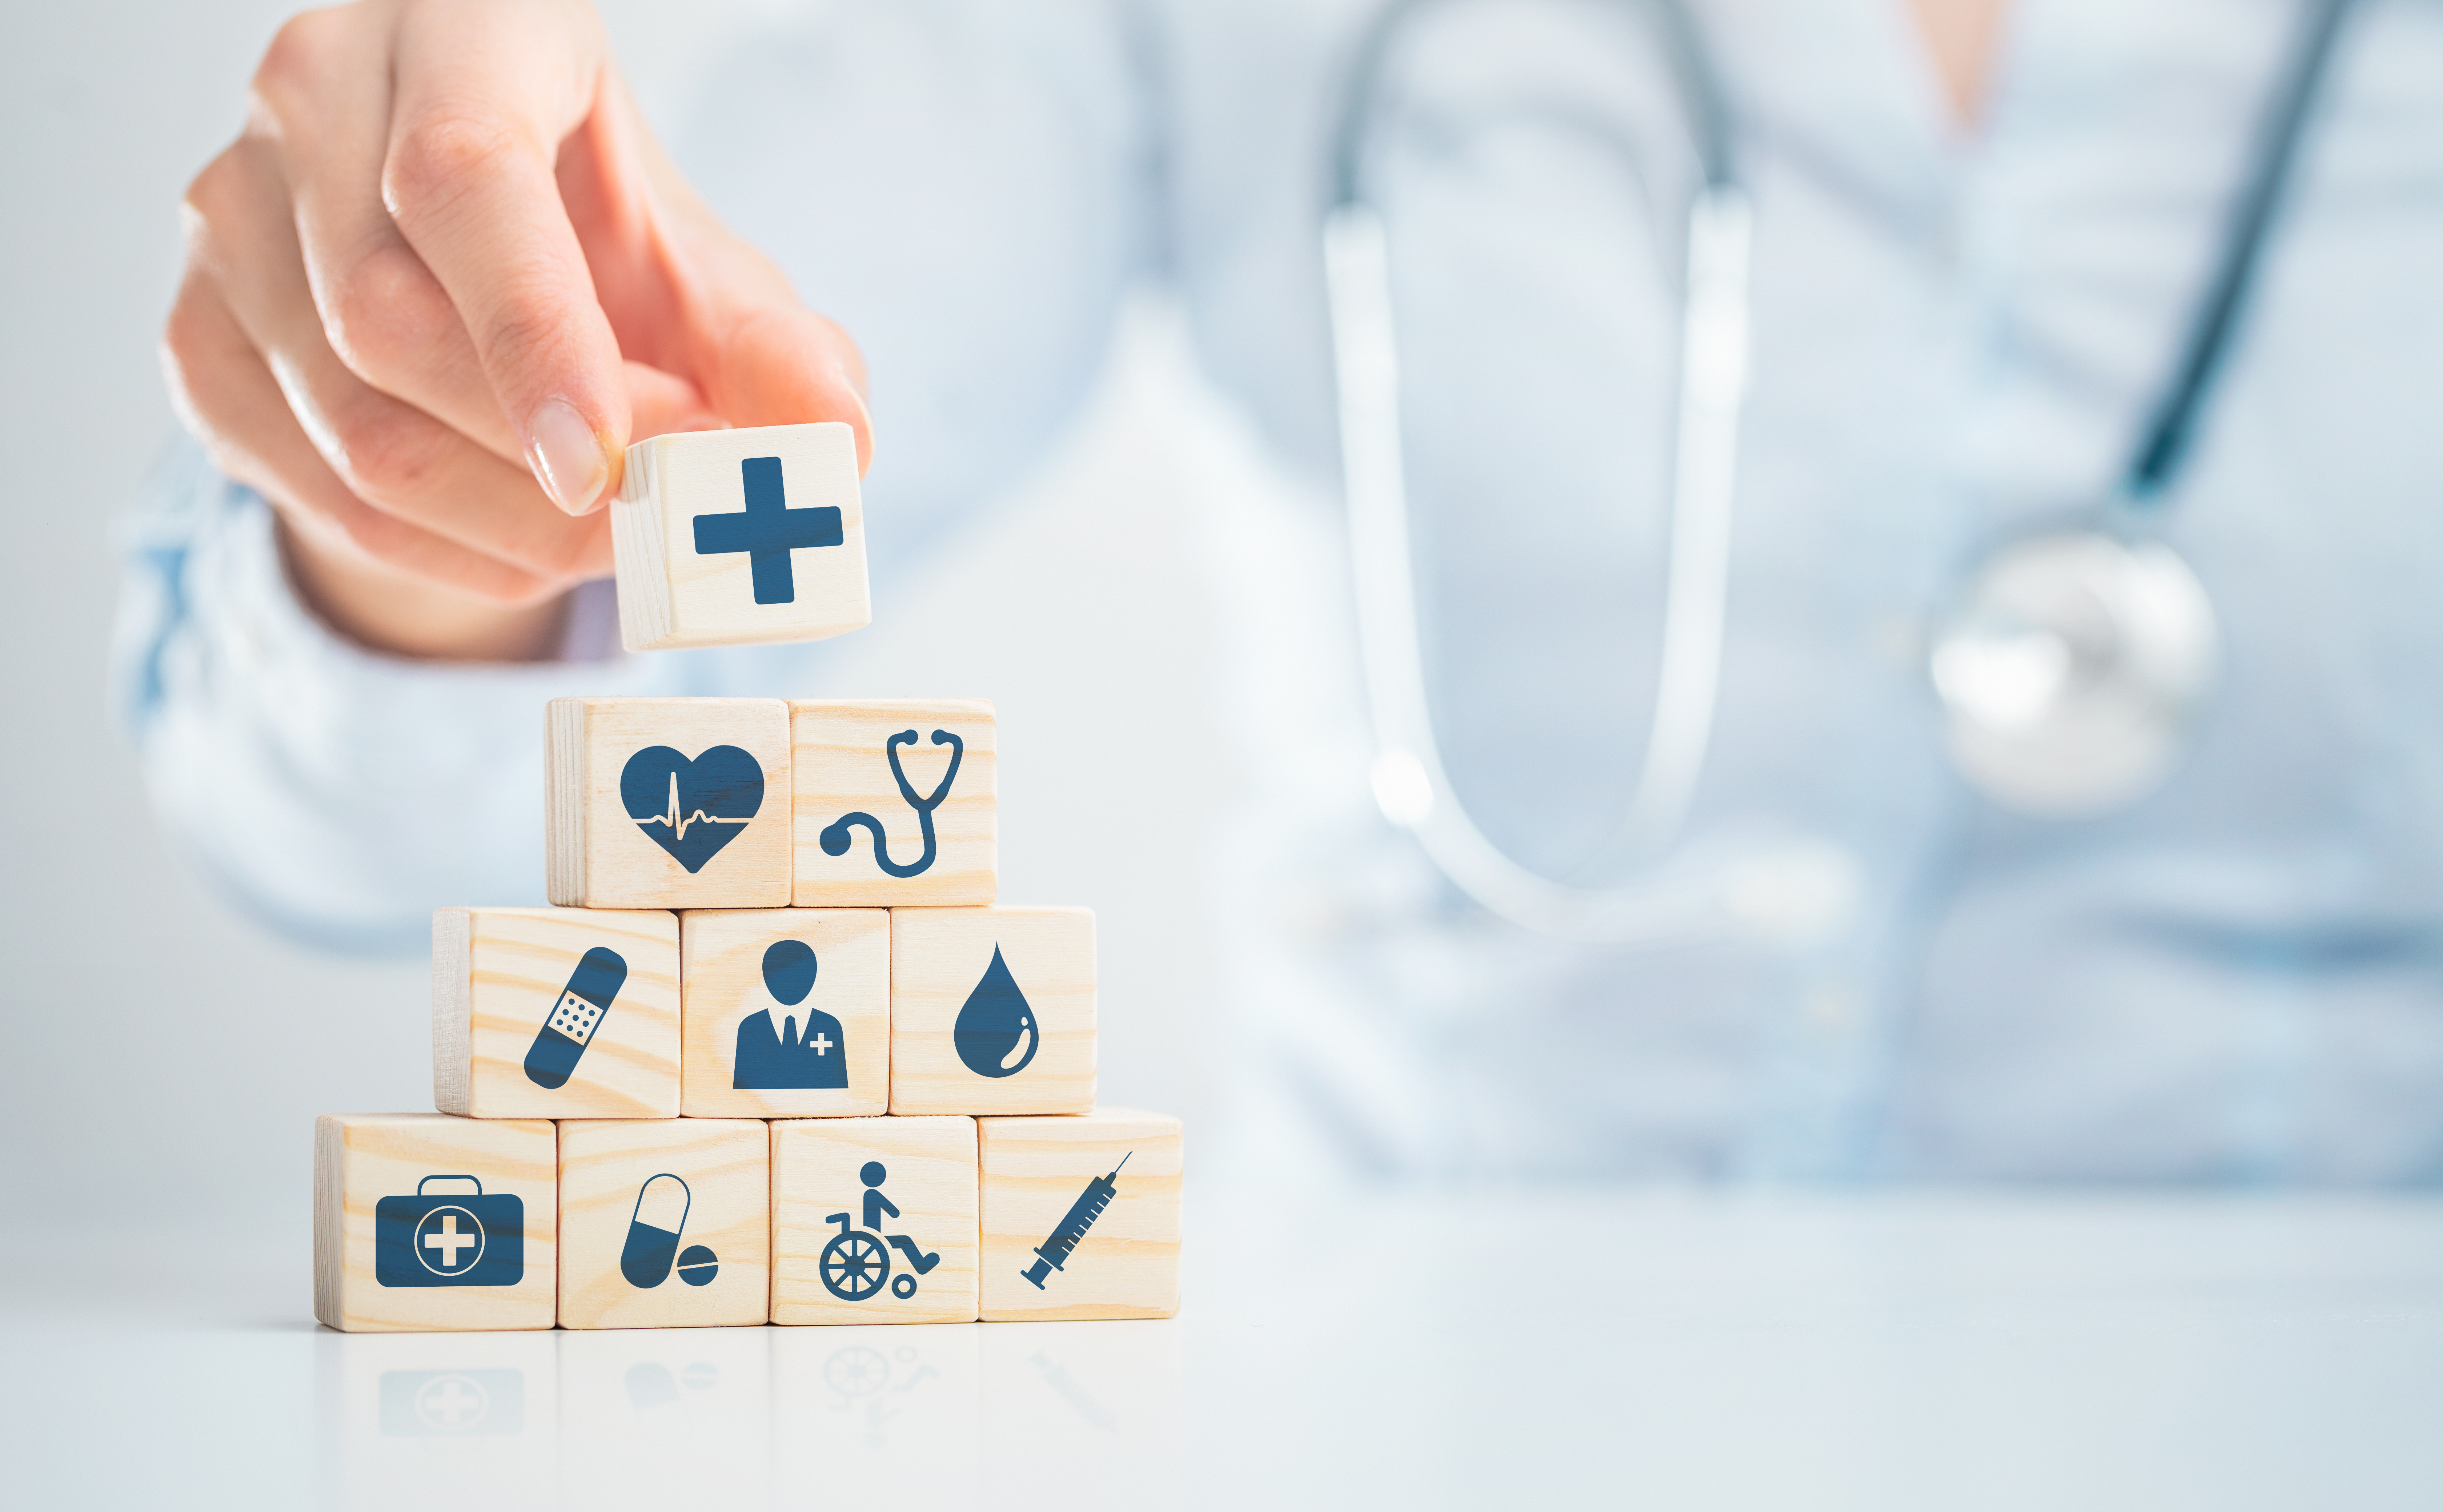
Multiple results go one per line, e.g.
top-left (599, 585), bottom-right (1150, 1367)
top-left (111, 0), bottom-right (1156, 954)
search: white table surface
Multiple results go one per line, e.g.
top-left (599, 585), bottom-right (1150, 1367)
top-left (7, 1188), bottom-right (2442, 1510)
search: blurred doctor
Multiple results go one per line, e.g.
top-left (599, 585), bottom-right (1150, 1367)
top-left (120, 0), bottom-right (2443, 1183)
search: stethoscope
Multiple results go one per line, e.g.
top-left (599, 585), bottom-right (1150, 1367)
top-left (1322, 0), bottom-right (2355, 944)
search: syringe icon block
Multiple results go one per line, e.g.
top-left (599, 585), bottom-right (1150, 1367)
top-left (1020, 1152), bottom-right (1131, 1290)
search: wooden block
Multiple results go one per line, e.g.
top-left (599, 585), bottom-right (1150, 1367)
top-left (314, 1112), bottom-right (558, 1332)
top-left (791, 700), bottom-right (996, 907)
top-left (770, 1115), bottom-right (979, 1325)
top-left (432, 906), bottom-right (679, 1119)
top-left (978, 1109), bottom-right (1181, 1322)
top-left (556, 1118), bottom-right (770, 1330)
top-left (611, 420), bottom-right (870, 652)
top-left (547, 697), bottom-right (792, 908)
top-left (889, 906), bottom-right (1095, 1115)
top-left (681, 908), bottom-right (890, 1118)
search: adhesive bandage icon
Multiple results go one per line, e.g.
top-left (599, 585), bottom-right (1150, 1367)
top-left (524, 946), bottom-right (628, 1089)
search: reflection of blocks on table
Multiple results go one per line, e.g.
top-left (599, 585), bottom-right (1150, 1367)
top-left (790, 699), bottom-right (997, 907)
top-left (681, 908), bottom-right (890, 1119)
top-left (557, 1328), bottom-right (773, 1506)
top-left (770, 1319), bottom-right (980, 1500)
top-left (314, 1112), bottom-right (558, 1333)
top-left (432, 906), bottom-right (679, 1118)
top-left (890, 906), bottom-right (1095, 1115)
top-left (557, 1118), bottom-right (770, 1330)
top-left (771, 1115), bottom-right (979, 1326)
top-left (546, 697), bottom-right (792, 909)
top-left (319, 1330), bottom-right (559, 1501)
top-left (611, 421), bottom-right (870, 652)
top-left (979, 1110), bottom-right (1181, 1322)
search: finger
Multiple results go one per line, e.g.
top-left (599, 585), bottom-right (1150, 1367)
top-left (250, 3), bottom-right (524, 465)
top-left (382, 0), bottom-right (630, 515)
top-left (186, 138), bottom-right (613, 583)
top-left (162, 264), bottom-right (561, 604)
top-left (690, 300), bottom-right (875, 474)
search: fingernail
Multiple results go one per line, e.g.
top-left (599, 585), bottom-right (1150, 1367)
top-left (525, 398), bottom-right (610, 514)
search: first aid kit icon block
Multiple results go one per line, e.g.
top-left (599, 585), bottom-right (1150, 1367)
top-left (771, 1115), bottom-right (979, 1326)
top-left (432, 906), bottom-right (680, 1118)
top-left (889, 906), bottom-right (1096, 1115)
top-left (547, 697), bottom-right (793, 909)
top-left (611, 420), bottom-right (871, 652)
top-left (557, 1118), bottom-right (770, 1330)
top-left (681, 907), bottom-right (890, 1119)
top-left (791, 699), bottom-right (996, 907)
top-left (979, 1110), bottom-right (1181, 1322)
top-left (314, 1113), bottom-right (558, 1332)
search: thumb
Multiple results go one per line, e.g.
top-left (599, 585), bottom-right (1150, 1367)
top-left (694, 300), bottom-right (876, 476)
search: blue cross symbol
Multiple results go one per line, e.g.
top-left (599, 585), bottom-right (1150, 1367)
top-left (691, 456), bottom-right (843, 605)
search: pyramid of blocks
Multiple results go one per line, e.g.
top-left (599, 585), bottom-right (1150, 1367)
top-left (312, 422), bottom-right (1183, 1332)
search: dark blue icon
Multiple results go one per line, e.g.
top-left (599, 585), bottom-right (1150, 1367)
top-left (1021, 1153), bottom-right (1131, 1290)
top-left (819, 1162), bottom-right (942, 1302)
top-left (953, 945), bottom-right (1038, 1079)
top-left (380, 1370), bottom-right (523, 1436)
top-left (734, 940), bottom-right (847, 1090)
top-left (622, 1173), bottom-right (718, 1288)
top-left (524, 946), bottom-right (627, 1089)
top-left (692, 454), bottom-right (844, 605)
top-left (819, 728), bottom-right (963, 878)
top-left (621, 744), bottom-right (764, 872)
top-left (376, 1175), bottom-right (525, 1287)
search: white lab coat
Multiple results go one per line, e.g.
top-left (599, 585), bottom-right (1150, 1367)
top-left (116, 0), bottom-right (2443, 1182)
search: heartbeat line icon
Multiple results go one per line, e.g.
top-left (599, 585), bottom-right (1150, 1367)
top-left (637, 771), bottom-right (753, 840)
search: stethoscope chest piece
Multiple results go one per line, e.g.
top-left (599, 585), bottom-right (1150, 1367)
top-left (1929, 531), bottom-right (2220, 818)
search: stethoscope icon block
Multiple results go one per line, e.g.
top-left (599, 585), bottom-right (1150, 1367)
top-left (789, 700), bottom-right (999, 908)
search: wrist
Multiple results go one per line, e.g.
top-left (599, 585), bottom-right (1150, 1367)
top-left (276, 516), bottom-right (575, 663)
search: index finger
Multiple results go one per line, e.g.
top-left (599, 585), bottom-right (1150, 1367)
top-left (379, 0), bottom-right (629, 514)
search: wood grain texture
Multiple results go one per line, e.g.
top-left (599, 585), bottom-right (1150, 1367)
top-left (681, 908), bottom-right (890, 1118)
top-left (546, 697), bottom-right (792, 908)
top-left (979, 1110), bottom-right (1181, 1322)
top-left (890, 906), bottom-right (1095, 1115)
top-left (430, 906), bottom-right (679, 1118)
top-left (611, 421), bottom-right (870, 652)
top-left (790, 700), bottom-right (996, 907)
top-left (314, 1113), bottom-right (558, 1333)
top-left (557, 1118), bottom-right (770, 1330)
top-left (770, 1115), bottom-right (978, 1325)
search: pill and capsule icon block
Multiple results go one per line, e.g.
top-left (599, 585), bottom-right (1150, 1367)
top-left (558, 1118), bottom-right (767, 1330)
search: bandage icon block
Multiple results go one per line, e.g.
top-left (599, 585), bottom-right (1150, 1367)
top-left (979, 1110), bottom-right (1180, 1322)
top-left (315, 1113), bottom-right (559, 1332)
top-left (889, 906), bottom-right (1095, 1115)
top-left (547, 697), bottom-right (793, 909)
top-left (681, 908), bottom-right (890, 1119)
top-left (557, 1118), bottom-right (770, 1330)
top-left (791, 700), bottom-right (996, 907)
top-left (432, 906), bottom-right (679, 1118)
top-left (771, 1115), bottom-right (979, 1326)
top-left (611, 421), bottom-right (871, 652)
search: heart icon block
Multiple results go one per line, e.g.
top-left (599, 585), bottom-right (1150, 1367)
top-left (620, 744), bottom-right (765, 873)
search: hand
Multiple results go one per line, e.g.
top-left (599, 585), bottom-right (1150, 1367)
top-left (163, 0), bottom-right (872, 660)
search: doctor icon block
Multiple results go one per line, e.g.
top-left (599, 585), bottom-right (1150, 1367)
top-left (432, 907), bottom-right (680, 1118)
top-left (979, 1110), bottom-right (1181, 1322)
top-left (610, 420), bottom-right (870, 652)
top-left (547, 697), bottom-right (794, 909)
top-left (314, 1113), bottom-right (558, 1332)
top-left (890, 906), bottom-right (1095, 1115)
top-left (680, 908), bottom-right (889, 1118)
top-left (771, 1115), bottom-right (979, 1325)
top-left (791, 700), bottom-right (996, 907)
top-left (557, 1118), bottom-right (769, 1330)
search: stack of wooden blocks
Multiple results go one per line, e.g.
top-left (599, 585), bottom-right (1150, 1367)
top-left (311, 422), bottom-right (1183, 1334)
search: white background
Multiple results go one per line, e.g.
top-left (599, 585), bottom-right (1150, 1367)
top-left (0, 0), bottom-right (1236, 1244)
